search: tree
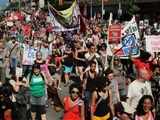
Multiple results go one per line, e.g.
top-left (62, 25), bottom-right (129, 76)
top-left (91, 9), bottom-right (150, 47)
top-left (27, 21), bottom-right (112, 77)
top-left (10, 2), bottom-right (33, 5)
top-left (121, 0), bottom-right (140, 16)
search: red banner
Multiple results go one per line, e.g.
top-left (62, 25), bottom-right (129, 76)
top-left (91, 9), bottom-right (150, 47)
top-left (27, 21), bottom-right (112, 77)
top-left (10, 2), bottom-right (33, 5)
top-left (108, 24), bottom-right (121, 44)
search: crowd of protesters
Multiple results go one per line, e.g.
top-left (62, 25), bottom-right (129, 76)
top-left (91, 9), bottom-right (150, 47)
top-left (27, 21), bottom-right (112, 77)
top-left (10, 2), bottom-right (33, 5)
top-left (0, 2), bottom-right (160, 120)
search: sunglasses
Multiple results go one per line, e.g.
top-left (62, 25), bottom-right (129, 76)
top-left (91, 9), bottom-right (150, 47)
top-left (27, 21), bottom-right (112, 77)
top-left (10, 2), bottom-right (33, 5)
top-left (71, 91), bottom-right (79, 95)
top-left (102, 89), bottom-right (106, 93)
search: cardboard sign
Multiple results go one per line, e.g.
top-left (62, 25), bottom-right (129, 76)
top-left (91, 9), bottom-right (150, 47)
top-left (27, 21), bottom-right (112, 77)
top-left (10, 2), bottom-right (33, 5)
top-left (146, 35), bottom-right (160, 53)
top-left (16, 67), bottom-right (23, 77)
top-left (108, 24), bottom-right (121, 43)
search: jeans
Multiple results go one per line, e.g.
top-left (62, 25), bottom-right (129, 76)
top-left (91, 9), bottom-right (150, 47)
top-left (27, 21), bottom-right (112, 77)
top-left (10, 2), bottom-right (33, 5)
top-left (84, 90), bottom-right (92, 120)
top-left (10, 57), bottom-right (18, 75)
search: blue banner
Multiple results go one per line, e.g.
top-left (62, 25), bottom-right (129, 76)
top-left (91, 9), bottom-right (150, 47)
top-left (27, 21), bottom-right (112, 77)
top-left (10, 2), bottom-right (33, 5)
top-left (122, 34), bottom-right (139, 56)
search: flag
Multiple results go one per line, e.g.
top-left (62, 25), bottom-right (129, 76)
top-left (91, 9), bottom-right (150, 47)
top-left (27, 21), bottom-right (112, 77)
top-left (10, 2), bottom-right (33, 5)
top-left (48, 1), bottom-right (80, 31)
top-left (48, 1), bottom-right (77, 25)
top-left (112, 16), bottom-right (140, 59)
top-left (122, 16), bottom-right (140, 40)
top-left (105, 13), bottom-right (113, 69)
top-left (106, 15), bottom-right (140, 59)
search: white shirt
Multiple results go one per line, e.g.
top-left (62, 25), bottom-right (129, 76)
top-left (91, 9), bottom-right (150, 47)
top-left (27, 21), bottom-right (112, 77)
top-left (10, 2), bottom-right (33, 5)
top-left (85, 52), bottom-right (100, 73)
top-left (127, 80), bottom-right (152, 110)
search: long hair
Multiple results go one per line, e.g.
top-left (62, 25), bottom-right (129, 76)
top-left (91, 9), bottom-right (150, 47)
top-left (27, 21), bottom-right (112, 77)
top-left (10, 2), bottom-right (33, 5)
top-left (29, 64), bottom-right (44, 82)
top-left (69, 83), bottom-right (82, 97)
top-left (136, 95), bottom-right (154, 116)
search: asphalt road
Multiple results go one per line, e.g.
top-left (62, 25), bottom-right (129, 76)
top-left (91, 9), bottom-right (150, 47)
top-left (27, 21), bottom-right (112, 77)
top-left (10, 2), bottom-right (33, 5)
top-left (46, 82), bottom-right (71, 120)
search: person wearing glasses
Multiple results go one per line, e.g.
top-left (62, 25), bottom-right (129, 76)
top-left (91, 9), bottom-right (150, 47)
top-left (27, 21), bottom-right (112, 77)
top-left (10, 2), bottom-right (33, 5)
top-left (63, 83), bottom-right (85, 120)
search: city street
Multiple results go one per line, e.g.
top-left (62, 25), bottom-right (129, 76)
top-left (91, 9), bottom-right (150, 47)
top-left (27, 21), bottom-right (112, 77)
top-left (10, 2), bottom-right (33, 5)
top-left (46, 82), bottom-right (71, 120)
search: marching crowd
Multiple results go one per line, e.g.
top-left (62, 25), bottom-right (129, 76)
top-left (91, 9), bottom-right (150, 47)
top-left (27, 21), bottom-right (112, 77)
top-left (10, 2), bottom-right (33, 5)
top-left (0, 5), bottom-right (160, 120)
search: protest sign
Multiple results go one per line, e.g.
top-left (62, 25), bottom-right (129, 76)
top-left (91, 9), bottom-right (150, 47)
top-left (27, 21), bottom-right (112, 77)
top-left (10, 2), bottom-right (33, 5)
top-left (16, 67), bottom-right (23, 77)
top-left (122, 16), bottom-right (140, 40)
top-left (108, 24), bottom-right (121, 43)
top-left (113, 34), bottom-right (140, 59)
top-left (22, 45), bottom-right (36, 65)
top-left (146, 35), bottom-right (160, 53)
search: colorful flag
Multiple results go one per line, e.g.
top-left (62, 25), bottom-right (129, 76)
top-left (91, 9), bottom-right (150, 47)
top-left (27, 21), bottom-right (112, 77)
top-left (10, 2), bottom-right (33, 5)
top-left (121, 16), bottom-right (140, 40)
top-left (48, 1), bottom-right (80, 31)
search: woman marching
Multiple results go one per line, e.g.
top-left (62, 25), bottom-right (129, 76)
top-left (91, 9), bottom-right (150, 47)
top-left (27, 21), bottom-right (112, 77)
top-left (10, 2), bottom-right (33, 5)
top-left (63, 83), bottom-right (85, 120)
top-left (91, 80), bottom-right (114, 120)
top-left (135, 95), bottom-right (155, 120)
top-left (26, 63), bottom-right (48, 120)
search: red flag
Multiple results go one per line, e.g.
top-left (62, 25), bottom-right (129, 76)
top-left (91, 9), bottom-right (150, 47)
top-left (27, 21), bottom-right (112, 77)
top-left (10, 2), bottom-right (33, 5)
top-left (22, 24), bottom-right (31, 37)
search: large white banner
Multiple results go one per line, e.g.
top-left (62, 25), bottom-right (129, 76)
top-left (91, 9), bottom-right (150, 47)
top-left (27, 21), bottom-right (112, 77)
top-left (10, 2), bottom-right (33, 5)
top-left (146, 35), bottom-right (160, 53)
top-left (108, 16), bottom-right (140, 59)
top-left (122, 16), bottom-right (140, 40)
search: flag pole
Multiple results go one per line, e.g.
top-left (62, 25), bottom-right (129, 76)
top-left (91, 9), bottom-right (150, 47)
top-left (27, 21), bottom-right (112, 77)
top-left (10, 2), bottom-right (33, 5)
top-left (90, 0), bottom-right (93, 19)
top-left (102, 0), bottom-right (104, 20)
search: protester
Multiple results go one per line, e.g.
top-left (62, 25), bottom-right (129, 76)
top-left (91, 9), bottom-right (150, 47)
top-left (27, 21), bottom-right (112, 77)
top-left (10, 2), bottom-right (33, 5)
top-left (26, 64), bottom-right (48, 120)
top-left (135, 95), bottom-right (155, 120)
top-left (91, 80), bottom-right (114, 120)
top-left (104, 68), bottom-right (120, 105)
top-left (63, 83), bottom-right (85, 120)
top-left (83, 60), bottom-right (99, 119)
top-left (127, 68), bottom-right (153, 111)
top-left (114, 102), bottom-right (135, 120)
top-left (0, 1), bottom-right (160, 120)
top-left (9, 76), bottom-right (29, 120)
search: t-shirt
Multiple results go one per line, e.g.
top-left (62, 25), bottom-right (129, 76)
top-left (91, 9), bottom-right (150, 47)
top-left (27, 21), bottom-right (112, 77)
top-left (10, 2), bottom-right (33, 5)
top-left (29, 74), bottom-right (45, 97)
top-left (127, 80), bottom-right (152, 110)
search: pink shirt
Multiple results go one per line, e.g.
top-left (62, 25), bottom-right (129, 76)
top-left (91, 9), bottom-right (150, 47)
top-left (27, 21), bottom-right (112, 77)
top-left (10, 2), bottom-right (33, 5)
top-left (135, 112), bottom-right (154, 120)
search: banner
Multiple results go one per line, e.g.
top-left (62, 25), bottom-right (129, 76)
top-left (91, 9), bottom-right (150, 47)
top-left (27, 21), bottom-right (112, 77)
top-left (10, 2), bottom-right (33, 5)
top-left (108, 16), bottom-right (140, 59)
top-left (111, 34), bottom-right (139, 58)
top-left (146, 35), bottom-right (160, 53)
top-left (108, 24), bottom-right (121, 43)
top-left (49, 1), bottom-right (77, 24)
top-left (122, 16), bottom-right (140, 40)
top-left (48, 1), bottom-right (80, 31)
top-left (22, 45), bottom-right (36, 65)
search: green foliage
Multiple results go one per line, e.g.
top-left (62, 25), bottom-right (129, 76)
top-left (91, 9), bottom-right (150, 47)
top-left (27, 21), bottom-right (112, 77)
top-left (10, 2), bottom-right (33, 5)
top-left (121, 0), bottom-right (140, 16)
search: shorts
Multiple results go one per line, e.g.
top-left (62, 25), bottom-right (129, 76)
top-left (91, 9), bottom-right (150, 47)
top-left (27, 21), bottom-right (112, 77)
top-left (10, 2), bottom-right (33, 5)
top-left (63, 66), bottom-right (73, 73)
top-left (31, 105), bottom-right (46, 114)
top-left (30, 95), bottom-right (46, 105)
